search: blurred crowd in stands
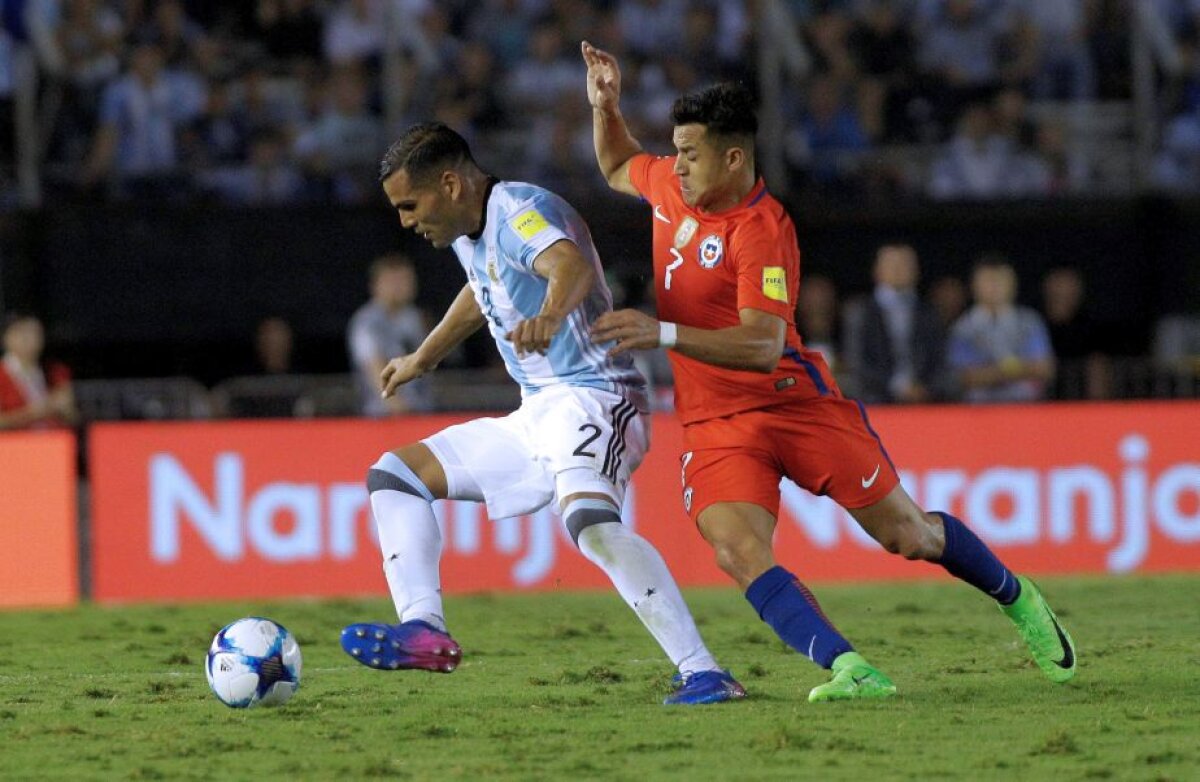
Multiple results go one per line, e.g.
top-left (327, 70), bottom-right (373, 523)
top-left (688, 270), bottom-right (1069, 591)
top-left (1, 0), bottom-right (1198, 426)
top-left (0, 0), bottom-right (1198, 206)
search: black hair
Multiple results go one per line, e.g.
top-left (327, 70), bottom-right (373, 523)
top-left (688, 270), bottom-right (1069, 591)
top-left (974, 251), bottom-right (1014, 273)
top-left (369, 252), bottom-right (415, 283)
top-left (379, 122), bottom-right (478, 183)
top-left (670, 82), bottom-right (758, 144)
top-left (2, 311), bottom-right (38, 330)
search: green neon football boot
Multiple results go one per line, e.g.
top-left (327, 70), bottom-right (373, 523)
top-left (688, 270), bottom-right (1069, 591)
top-left (808, 651), bottom-right (897, 703)
top-left (1000, 576), bottom-right (1076, 683)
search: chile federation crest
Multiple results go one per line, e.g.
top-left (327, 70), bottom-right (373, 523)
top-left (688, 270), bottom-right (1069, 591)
top-left (698, 234), bottom-right (724, 269)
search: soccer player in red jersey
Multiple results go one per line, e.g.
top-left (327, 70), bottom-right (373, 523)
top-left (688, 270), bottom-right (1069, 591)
top-left (581, 41), bottom-right (1077, 700)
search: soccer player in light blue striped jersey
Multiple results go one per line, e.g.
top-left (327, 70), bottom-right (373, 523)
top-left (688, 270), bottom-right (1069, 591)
top-left (339, 122), bottom-right (745, 705)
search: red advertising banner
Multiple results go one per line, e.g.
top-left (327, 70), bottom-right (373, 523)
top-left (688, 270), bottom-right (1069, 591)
top-left (89, 402), bottom-right (1200, 603)
top-left (0, 430), bottom-right (78, 608)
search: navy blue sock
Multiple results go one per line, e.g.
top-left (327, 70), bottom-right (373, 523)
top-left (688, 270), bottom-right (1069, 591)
top-left (745, 566), bottom-right (853, 669)
top-left (935, 511), bottom-right (1021, 605)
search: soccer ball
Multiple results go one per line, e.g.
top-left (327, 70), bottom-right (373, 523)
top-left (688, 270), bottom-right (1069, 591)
top-left (205, 617), bottom-right (302, 709)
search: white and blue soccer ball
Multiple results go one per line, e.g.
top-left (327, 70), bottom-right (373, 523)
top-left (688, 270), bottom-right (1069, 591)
top-left (205, 617), bottom-right (302, 709)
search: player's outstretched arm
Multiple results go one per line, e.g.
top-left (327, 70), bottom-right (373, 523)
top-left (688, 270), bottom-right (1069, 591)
top-left (381, 284), bottom-right (485, 399)
top-left (582, 40), bottom-right (641, 197)
top-left (591, 307), bottom-right (786, 374)
top-left (506, 239), bottom-right (595, 357)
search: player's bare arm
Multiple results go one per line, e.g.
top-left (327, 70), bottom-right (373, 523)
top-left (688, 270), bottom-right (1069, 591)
top-left (506, 239), bottom-right (595, 357)
top-left (381, 283), bottom-right (485, 399)
top-left (582, 41), bottom-right (642, 197)
top-left (591, 307), bottom-right (785, 374)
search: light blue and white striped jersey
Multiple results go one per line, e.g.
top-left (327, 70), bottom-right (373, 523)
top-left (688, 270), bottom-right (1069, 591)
top-left (450, 180), bottom-right (647, 410)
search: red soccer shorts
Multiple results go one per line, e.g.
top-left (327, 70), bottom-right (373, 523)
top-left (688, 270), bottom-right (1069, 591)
top-left (678, 396), bottom-right (900, 523)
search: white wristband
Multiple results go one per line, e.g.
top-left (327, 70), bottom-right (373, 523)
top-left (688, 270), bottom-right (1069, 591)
top-left (659, 321), bottom-right (678, 349)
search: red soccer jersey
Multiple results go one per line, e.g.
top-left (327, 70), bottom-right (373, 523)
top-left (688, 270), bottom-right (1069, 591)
top-left (628, 153), bottom-right (839, 425)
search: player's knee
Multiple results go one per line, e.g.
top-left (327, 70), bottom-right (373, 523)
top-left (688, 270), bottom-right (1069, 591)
top-left (366, 451), bottom-right (434, 501)
top-left (563, 497), bottom-right (622, 548)
top-left (711, 536), bottom-right (770, 582)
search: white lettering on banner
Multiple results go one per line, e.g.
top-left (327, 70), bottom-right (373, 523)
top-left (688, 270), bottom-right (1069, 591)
top-left (966, 468), bottom-right (1039, 544)
top-left (779, 434), bottom-right (1200, 572)
top-left (1048, 467), bottom-right (1115, 544)
top-left (151, 453), bottom-right (243, 561)
top-left (149, 454), bottom-right (641, 584)
top-left (328, 483), bottom-right (372, 559)
top-left (246, 484), bottom-right (321, 561)
top-left (1156, 465), bottom-right (1200, 541)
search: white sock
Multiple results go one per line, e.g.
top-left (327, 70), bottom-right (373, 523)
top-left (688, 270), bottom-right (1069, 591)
top-left (370, 488), bottom-right (446, 631)
top-left (572, 508), bottom-right (720, 675)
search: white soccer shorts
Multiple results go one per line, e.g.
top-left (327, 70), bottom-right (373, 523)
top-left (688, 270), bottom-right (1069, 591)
top-left (423, 385), bottom-right (648, 519)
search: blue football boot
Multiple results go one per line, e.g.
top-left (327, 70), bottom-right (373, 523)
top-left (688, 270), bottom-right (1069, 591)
top-left (662, 669), bottom-right (747, 705)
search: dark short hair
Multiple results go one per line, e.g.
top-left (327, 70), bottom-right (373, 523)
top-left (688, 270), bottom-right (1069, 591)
top-left (974, 252), bottom-right (1013, 274)
top-left (369, 252), bottom-right (414, 284)
top-left (379, 122), bottom-right (478, 183)
top-left (670, 82), bottom-right (758, 145)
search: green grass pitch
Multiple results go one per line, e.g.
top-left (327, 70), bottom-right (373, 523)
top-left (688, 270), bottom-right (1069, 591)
top-left (1, 575), bottom-right (1197, 781)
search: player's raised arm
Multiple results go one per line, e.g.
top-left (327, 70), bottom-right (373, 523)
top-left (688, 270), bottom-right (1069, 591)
top-left (381, 283), bottom-right (485, 399)
top-left (582, 41), bottom-right (642, 197)
top-left (506, 239), bottom-right (596, 357)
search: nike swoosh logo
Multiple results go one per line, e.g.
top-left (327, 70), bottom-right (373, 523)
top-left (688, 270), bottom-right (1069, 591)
top-left (1050, 614), bottom-right (1074, 669)
top-left (861, 464), bottom-right (881, 489)
top-left (654, 205), bottom-right (671, 224)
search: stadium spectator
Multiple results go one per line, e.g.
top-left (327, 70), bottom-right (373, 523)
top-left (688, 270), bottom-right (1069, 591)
top-left (1040, 266), bottom-right (1111, 399)
top-left (322, 0), bottom-right (387, 67)
top-left (790, 75), bottom-right (870, 184)
top-left (180, 76), bottom-right (249, 167)
top-left (948, 254), bottom-right (1055, 402)
top-left (432, 41), bottom-right (508, 139)
top-left (347, 253), bottom-right (431, 416)
top-left (917, 0), bottom-right (1004, 95)
top-left (850, 244), bottom-right (947, 404)
top-left (504, 19), bottom-right (578, 119)
top-left (1007, 0), bottom-right (1097, 100)
top-left (848, 0), bottom-right (918, 142)
top-left (1153, 109), bottom-right (1200, 193)
top-left (81, 42), bottom-right (191, 197)
top-left (1153, 313), bottom-right (1200, 372)
top-left (929, 273), bottom-right (969, 331)
top-left (0, 313), bottom-right (78, 430)
top-left (292, 65), bottom-right (384, 203)
top-left (199, 128), bottom-right (304, 205)
top-left (619, 0), bottom-right (688, 60)
top-left (137, 0), bottom-right (204, 68)
top-left (927, 102), bottom-right (1046, 200)
top-left (464, 0), bottom-right (533, 70)
top-left (252, 0), bottom-right (324, 68)
top-left (250, 315), bottom-right (301, 376)
top-left (54, 0), bottom-right (124, 159)
top-left (797, 273), bottom-right (840, 371)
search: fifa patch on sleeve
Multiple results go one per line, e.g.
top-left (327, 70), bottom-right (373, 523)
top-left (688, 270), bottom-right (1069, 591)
top-left (762, 267), bottom-right (788, 303)
top-left (510, 209), bottom-right (550, 241)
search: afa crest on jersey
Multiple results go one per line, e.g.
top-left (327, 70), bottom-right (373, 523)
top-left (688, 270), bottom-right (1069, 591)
top-left (698, 234), bottom-right (724, 269)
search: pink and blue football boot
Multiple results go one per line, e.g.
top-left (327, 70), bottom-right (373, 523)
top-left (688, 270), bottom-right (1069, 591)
top-left (340, 620), bottom-right (461, 673)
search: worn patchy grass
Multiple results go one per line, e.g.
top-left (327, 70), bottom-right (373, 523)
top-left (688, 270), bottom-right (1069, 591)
top-left (1, 576), bottom-right (1197, 780)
